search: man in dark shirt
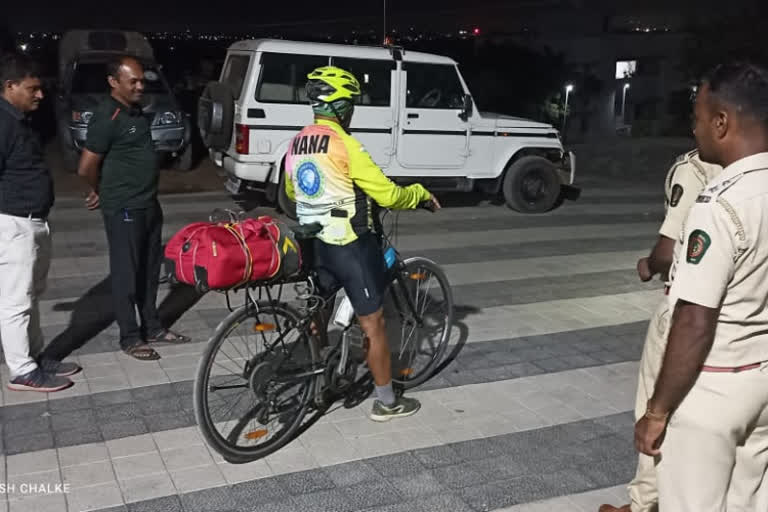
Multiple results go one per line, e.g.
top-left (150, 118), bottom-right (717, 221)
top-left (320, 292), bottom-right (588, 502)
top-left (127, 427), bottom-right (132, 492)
top-left (0, 53), bottom-right (80, 391)
top-left (76, 55), bottom-right (189, 360)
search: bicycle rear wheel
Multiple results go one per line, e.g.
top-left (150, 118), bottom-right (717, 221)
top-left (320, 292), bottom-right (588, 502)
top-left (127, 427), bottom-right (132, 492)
top-left (387, 257), bottom-right (454, 389)
top-left (193, 302), bottom-right (318, 462)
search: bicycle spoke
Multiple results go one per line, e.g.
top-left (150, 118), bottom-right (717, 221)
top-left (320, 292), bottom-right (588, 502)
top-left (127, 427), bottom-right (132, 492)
top-left (221, 329), bottom-right (250, 364)
top-left (418, 276), bottom-right (435, 318)
top-left (210, 384), bottom-right (252, 428)
top-left (209, 374), bottom-right (246, 391)
top-left (387, 259), bottom-right (453, 387)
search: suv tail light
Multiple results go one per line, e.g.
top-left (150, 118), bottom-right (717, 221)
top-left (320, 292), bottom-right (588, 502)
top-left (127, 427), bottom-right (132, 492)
top-left (235, 123), bottom-right (250, 154)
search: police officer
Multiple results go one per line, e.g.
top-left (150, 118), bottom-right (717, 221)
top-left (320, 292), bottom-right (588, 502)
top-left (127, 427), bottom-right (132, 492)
top-left (635, 60), bottom-right (768, 511)
top-left (601, 150), bottom-right (721, 512)
top-left (75, 56), bottom-right (189, 361)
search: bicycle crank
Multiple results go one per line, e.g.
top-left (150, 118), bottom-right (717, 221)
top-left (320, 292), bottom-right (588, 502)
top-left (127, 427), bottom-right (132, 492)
top-left (324, 348), bottom-right (358, 395)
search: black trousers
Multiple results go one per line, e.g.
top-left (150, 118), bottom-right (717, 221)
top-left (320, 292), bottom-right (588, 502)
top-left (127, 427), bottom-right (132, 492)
top-left (103, 201), bottom-right (164, 350)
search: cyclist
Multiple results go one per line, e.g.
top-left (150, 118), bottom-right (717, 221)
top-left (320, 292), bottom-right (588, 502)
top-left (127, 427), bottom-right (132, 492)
top-left (284, 66), bottom-right (441, 422)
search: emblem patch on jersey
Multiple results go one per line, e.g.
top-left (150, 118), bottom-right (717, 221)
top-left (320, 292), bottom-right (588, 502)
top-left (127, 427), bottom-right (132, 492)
top-left (296, 161), bottom-right (323, 198)
top-left (686, 229), bottom-right (711, 264)
top-left (670, 184), bottom-right (684, 207)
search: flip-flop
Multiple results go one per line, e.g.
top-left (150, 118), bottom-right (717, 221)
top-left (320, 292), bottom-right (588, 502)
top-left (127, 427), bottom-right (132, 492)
top-left (124, 343), bottom-right (161, 361)
top-left (146, 329), bottom-right (191, 344)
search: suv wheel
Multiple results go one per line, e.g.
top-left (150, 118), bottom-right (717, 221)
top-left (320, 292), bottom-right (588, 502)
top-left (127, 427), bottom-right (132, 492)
top-left (502, 156), bottom-right (561, 213)
top-left (198, 82), bottom-right (234, 151)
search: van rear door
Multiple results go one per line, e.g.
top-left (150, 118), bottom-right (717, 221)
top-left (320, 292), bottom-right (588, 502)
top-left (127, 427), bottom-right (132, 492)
top-left (219, 51), bottom-right (254, 154)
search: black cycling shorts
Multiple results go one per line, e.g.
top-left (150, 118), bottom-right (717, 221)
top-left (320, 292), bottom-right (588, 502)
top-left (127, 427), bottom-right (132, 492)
top-left (312, 232), bottom-right (388, 317)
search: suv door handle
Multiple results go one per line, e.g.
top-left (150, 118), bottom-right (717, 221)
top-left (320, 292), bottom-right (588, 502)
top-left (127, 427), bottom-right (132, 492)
top-left (407, 113), bottom-right (419, 119)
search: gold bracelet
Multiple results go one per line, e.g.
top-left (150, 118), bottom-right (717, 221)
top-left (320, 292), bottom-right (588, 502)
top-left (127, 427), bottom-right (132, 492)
top-left (644, 400), bottom-right (670, 422)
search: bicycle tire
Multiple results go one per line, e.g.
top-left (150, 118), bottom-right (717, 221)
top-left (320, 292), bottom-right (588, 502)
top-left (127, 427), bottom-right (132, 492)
top-left (193, 302), bottom-right (317, 462)
top-left (391, 257), bottom-right (454, 389)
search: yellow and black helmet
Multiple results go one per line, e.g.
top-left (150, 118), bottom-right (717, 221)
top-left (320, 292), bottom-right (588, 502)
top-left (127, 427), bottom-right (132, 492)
top-left (305, 66), bottom-right (361, 129)
top-left (306, 66), bottom-right (361, 103)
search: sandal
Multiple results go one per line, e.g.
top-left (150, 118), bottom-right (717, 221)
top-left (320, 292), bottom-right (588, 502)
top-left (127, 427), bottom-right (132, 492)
top-left (146, 329), bottom-right (191, 344)
top-left (124, 343), bottom-right (161, 361)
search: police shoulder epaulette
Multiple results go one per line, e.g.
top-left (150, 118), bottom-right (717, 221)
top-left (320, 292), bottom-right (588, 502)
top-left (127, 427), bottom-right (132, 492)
top-left (703, 174), bottom-right (745, 201)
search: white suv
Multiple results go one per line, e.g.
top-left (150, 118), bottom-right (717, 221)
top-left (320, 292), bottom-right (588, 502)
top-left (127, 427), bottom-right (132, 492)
top-left (198, 39), bottom-right (577, 214)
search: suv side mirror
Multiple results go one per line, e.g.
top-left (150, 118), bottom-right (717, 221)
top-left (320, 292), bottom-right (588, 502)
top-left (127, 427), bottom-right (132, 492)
top-left (459, 94), bottom-right (473, 122)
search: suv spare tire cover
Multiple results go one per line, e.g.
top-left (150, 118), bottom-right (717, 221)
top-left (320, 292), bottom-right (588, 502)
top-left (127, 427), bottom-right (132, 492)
top-left (198, 81), bottom-right (234, 151)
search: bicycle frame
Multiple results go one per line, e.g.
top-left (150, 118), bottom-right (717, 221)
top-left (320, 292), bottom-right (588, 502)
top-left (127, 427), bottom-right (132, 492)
top-left (215, 205), bottom-right (427, 400)
top-left (339, 205), bottom-right (424, 320)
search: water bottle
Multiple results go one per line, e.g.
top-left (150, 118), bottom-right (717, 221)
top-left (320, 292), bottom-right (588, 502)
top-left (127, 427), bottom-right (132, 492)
top-left (384, 247), bottom-right (397, 269)
top-left (333, 296), bottom-right (355, 327)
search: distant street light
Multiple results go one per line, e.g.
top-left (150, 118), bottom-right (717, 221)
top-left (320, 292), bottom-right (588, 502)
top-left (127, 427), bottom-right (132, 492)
top-left (562, 84), bottom-right (574, 135)
top-left (19, 43), bottom-right (28, 52)
top-left (621, 82), bottom-right (631, 121)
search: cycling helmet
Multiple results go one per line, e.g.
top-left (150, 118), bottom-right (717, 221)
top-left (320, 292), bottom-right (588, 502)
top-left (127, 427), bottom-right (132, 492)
top-left (306, 66), bottom-right (361, 130)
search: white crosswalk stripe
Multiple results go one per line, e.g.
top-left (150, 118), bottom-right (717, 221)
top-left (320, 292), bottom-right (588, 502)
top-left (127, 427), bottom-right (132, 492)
top-left (0, 187), bottom-right (662, 512)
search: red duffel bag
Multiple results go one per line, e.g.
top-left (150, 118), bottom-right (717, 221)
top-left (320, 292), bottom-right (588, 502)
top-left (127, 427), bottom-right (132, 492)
top-left (164, 211), bottom-right (301, 293)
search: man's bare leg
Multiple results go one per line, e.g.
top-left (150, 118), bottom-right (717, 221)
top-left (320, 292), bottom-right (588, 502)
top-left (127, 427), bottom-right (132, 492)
top-left (358, 308), bottom-right (420, 421)
top-left (358, 308), bottom-right (390, 385)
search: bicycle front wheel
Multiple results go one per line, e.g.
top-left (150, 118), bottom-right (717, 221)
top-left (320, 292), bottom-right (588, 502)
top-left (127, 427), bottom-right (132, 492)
top-left (387, 257), bottom-right (454, 389)
top-left (193, 301), bottom-right (317, 462)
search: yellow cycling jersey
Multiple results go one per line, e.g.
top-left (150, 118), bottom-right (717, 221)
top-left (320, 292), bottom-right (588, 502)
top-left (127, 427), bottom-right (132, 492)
top-left (285, 119), bottom-right (431, 246)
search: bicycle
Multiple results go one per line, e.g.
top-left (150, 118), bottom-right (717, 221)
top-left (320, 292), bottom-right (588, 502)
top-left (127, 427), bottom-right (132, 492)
top-left (192, 202), bottom-right (455, 463)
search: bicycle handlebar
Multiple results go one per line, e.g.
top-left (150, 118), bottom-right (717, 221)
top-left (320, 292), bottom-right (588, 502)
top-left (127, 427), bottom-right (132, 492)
top-left (418, 200), bottom-right (438, 213)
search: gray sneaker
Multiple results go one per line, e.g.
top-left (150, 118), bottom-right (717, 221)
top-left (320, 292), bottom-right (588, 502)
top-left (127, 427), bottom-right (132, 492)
top-left (370, 396), bottom-right (421, 422)
top-left (8, 369), bottom-right (73, 392)
top-left (38, 358), bottom-right (82, 377)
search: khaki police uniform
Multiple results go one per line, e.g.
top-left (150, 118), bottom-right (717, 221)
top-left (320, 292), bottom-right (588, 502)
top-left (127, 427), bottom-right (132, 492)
top-left (628, 150), bottom-right (721, 512)
top-left (657, 152), bottom-right (768, 512)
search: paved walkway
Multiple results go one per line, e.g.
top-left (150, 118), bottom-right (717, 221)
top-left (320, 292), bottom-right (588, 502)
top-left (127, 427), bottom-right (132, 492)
top-left (0, 184), bottom-right (665, 511)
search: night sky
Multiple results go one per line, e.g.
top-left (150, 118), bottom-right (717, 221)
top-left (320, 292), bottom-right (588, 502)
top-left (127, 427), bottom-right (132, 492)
top-left (7, 0), bottom-right (762, 32)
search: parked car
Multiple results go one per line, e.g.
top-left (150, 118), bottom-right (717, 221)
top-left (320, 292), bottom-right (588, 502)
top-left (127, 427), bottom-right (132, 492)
top-left (198, 39), bottom-right (577, 214)
top-left (56, 30), bottom-right (193, 171)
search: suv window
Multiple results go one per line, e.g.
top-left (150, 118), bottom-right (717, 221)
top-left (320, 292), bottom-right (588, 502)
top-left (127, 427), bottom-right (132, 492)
top-left (256, 53), bottom-right (329, 103)
top-left (221, 54), bottom-right (250, 100)
top-left (405, 63), bottom-right (465, 109)
top-left (331, 57), bottom-right (393, 106)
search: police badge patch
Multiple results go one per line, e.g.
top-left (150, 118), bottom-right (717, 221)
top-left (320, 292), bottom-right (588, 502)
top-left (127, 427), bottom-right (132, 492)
top-left (687, 229), bottom-right (711, 264)
top-left (670, 184), bottom-right (684, 207)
